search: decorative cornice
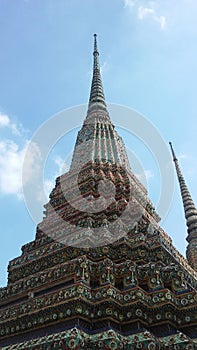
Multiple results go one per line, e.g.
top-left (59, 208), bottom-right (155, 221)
top-left (2, 327), bottom-right (196, 349)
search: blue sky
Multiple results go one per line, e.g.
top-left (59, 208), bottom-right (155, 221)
top-left (0, 0), bottom-right (197, 286)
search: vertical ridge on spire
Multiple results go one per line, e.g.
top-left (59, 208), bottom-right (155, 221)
top-left (169, 142), bottom-right (197, 271)
top-left (87, 34), bottom-right (109, 117)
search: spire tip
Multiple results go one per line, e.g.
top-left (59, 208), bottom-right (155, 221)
top-left (93, 33), bottom-right (98, 53)
top-left (87, 33), bottom-right (109, 117)
top-left (169, 141), bottom-right (177, 162)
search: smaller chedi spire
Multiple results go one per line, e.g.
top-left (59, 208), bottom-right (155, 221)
top-left (86, 34), bottom-right (110, 123)
top-left (169, 142), bottom-right (197, 271)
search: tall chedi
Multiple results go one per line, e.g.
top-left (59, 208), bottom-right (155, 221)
top-left (0, 35), bottom-right (197, 349)
top-left (170, 142), bottom-right (197, 271)
top-left (40, 33), bottom-right (154, 249)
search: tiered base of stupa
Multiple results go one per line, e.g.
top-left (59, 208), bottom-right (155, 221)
top-left (1, 219), bottom-right (197, 349)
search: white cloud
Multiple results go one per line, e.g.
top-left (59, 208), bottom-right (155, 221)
top-left (0, 114), bottom-right (71, 203)
top-left (22, 141), bottom-right (42, 186)
top-left (43, 155), bottom-right (69, 198)
top-left (179, 153), bottom-right (191, 160)
top-left (54, 155), bottom-right (68, 174)
top-left (123, 0), bottom-right (167, 30)
top-left (124, 0), bottom-right (136, 7)
top-left (0, 114), bottom-right (10, 127)
top-left (138, 6), bottom-right (154, 19)
top-left (144, 169), bottom-right (154, 180)
top-left (0, 140), bottom-right (24, 197)
top-left (0, 115), bottom-right (68, 202)
top-left (0, 112), bottom-right (23, 136)
top-left (0, 113), bottom-right (74, 213)
top-left (0, 113), bottom-right (41, 199)
top-left (0, 139), bottom-right (41, 199)
top-left (158, 16), bottom-right (166, 30)
top-left (138, 5), bottom-right (166, 29)
top-left (44, 179), bottom-right (54, 196)
top-left (135, 169), bottom-right (153, 186)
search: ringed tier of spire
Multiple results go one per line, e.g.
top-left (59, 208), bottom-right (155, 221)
top-left (88, 34), bottom-right (108, 112)
top-left (170, 142), bottom-right (197, 271)
top-left (85, 33), bottom-right (110, 124)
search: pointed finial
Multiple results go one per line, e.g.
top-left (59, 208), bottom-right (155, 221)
top-left (94, 33), bottom-right (98, 54)
top-left (169, 142), bottom-right (197, 271)
top-left (85, 34), bottom-right (110, 122)
top-left (169, 142), bottom-right (177, 161)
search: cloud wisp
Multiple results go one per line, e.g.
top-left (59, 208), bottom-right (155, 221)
top-left (124, 0), bottom-right (136, 7)
top-left (138, 5), bottom-right (166, 30)
top-left (44, 155), bottom-right (69, 198)
top-left (0, 139), bottom-right (42, 200)
top-left (0, 113), bottom-right (42, 200)
top-left (124, 0), bottom-right (167, 30)
top-left (0, 113), bottom-right (69, 202)
top-left (135, 169), bottom-right (153, 185)
top-left (0, 113), bottom-right (24, 136)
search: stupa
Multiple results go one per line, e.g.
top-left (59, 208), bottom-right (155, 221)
top-left (0, 35), bottom-right (196, 349)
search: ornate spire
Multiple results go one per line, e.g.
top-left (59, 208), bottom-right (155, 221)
top-left (70, 34), bottom-right (131, 171)
top-left (169, 142), bottom-right (197, 271)
top-left (86, 34), bottom-right (110, 121)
